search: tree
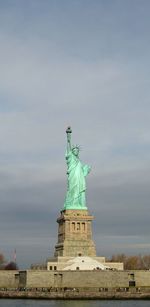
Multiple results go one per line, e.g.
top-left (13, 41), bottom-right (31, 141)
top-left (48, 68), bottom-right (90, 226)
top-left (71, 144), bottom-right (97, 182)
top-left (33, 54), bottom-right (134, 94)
top-left (0, 253), bottom-right (5, 264)
top-left (125, 256), bottom-right (139, 270)
top-left (0, 253), bottom-right (6, 269)
top-left (5, 261), bottom-right (18, 270)
top-left (109, 253), bottom-right (150, 270)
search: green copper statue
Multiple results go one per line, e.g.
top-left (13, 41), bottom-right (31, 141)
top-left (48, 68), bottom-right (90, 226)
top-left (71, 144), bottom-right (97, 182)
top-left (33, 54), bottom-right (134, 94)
top-left (64, 127), bottom-right (91, 210)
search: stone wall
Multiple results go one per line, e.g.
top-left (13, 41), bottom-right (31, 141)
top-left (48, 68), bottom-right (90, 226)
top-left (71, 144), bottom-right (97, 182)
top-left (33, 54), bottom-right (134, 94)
top-left (20, 270), bottom-right (150, 289)
top-left (0, 271), bottom-right (18, 288)
top-left (105, 262), bottom-right (124, 270)
top-left (134, 271), bottom-right (150, 287)
top-left (55, 270), bottom-right (129, 288)
top-left (1, 270), bottom-right (150, 289)
top-left (25, 270), bottom-right (55, 288)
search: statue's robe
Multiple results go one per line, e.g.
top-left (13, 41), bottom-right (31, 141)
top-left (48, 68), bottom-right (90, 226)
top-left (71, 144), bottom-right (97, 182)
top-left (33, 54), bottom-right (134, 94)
top-left (64, 150), bottom-right (89, 209)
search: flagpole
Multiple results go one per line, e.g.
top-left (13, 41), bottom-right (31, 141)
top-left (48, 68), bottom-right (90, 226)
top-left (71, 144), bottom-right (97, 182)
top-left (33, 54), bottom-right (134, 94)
top-left (13, 249), bottom-right (16, 263)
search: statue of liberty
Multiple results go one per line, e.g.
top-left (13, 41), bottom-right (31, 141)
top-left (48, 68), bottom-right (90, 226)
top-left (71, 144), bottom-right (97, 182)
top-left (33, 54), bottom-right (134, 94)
top-left (64, 127), bottom-right (91, 210)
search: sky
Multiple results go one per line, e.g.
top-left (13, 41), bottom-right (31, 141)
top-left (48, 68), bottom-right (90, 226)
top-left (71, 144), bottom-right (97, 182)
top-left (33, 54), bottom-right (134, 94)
top-left (0, 0), bottom-right (150, 269)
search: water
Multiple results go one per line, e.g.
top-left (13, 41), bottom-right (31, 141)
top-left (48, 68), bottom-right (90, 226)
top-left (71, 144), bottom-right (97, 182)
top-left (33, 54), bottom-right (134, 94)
top-left (0, 300), bottom-right (149, 307)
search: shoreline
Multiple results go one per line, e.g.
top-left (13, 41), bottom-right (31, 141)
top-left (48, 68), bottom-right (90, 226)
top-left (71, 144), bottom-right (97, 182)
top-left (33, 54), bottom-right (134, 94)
top-left (0, 290), bottom-right (150, 300)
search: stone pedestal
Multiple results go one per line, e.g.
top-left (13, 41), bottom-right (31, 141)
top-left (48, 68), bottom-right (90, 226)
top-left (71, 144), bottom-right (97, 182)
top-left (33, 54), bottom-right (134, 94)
top-left (54, 209), bottom-right (96, 257)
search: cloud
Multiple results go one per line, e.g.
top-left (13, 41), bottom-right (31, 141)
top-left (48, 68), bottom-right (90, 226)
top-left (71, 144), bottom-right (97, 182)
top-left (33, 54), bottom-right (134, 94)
top-left (0, 0), bottom-right (150, 267)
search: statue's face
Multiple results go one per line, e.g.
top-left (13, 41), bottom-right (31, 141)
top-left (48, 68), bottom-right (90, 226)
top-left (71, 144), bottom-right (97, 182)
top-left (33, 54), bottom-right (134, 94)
top-left (72, 147), bottom-right (79, 156)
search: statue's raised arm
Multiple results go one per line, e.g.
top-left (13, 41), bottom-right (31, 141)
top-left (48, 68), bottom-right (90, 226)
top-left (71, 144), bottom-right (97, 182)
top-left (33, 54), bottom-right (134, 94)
top-left (64, 127), bottom-right (91, 210)
top-left (66, 126), bottom-right (72, 153)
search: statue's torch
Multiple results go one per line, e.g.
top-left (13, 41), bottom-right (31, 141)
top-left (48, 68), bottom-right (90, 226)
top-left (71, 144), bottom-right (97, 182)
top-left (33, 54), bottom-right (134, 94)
top-left (66, 126), bottom-right (72, 145)
top-left (66, 126), bottom-right (72, 134)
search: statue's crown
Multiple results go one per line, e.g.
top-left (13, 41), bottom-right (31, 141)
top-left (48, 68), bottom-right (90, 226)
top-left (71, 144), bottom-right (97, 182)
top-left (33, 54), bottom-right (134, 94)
top-left (72, 144), bottom-right (80, 150)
